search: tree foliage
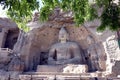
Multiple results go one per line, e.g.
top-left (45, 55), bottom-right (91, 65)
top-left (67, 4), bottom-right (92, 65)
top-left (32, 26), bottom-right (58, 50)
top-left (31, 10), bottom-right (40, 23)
top-left (0, 0), bottom-right (120, 32)
top-left (40, 0), bottom-right (97, 25)
top-left (40, 0), bottom-right (120, 31)
top-left (97, 0), bottom-right (120, 31)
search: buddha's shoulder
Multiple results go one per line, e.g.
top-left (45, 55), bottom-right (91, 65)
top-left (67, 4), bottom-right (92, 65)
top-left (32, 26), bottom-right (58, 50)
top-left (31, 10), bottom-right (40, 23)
top-left (50, 43), bottom-right (61, 47)
top-left (67, 42), bottom-right (79, 47)
top-left (67, 41), bottom-right (78, 45)
top-left (50, 42), bottom-right (79, 48)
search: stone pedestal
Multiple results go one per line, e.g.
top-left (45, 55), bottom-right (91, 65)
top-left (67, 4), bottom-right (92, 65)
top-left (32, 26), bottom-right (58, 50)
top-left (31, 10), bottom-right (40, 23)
top-left (37, 65), bottom-right (65, 72)
top-left (19, 75), bottom-right (31, 80)
top-left (37, 64), bottom-right (88, 73)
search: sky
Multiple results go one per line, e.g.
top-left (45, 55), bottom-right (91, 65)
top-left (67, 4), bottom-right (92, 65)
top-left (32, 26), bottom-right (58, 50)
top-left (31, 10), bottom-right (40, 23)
top-left (0, 6), bottom-right (7, 17)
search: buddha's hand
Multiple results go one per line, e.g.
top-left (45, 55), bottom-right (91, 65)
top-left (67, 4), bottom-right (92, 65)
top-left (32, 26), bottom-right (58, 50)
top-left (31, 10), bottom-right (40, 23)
top-left (48, 60), bottom-right (56, 65)
top-left (55, 60), bottom-right (67, 64)
top-left (55, 61), bottom-right (62, 64)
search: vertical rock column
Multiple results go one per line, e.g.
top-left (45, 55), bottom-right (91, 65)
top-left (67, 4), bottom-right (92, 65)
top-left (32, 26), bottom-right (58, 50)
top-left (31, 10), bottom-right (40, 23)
top-left (0, 28), bottom-right (8, 48)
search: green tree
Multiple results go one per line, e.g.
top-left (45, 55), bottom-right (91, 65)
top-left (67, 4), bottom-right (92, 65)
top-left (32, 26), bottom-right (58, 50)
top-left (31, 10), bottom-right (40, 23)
top-left (0, 0), bottom-right (39, 32)
top-left (0, 0), bottom-right (120, 32)
top-left (40, 0), bottom-right (120, 31)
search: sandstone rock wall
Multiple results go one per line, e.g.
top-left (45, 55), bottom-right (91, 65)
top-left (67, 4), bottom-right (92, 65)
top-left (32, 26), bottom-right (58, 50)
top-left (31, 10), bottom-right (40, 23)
top-left (0, 18), bottom-right (19, 49)
top-left (84, 19), bottom-right (120, 75)
top-left (13, 9), bottom-right (120, 75)
top-left (15, 22), bottom-right (104, 71)
top-left (0, 18), bottom-right (17, 30)
top-left (0, 18), bottom-right (21, 75)
top-left (5, 30), bottom-right (19, 49)
top-left (13, 9), bottom-right (107, 71)
top-left (0, 28), bottom-right (7, 48)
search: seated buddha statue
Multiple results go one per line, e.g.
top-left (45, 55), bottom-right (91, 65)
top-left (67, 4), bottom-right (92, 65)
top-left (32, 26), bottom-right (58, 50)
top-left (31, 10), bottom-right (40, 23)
top-left (48, 27), bottom-right (83, 65)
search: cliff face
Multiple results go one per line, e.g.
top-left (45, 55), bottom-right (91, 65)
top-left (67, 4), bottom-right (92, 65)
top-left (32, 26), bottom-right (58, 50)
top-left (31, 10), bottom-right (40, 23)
top-left (14, 22), bottom-right (91, 71)
top-left (0, 18), bottom-right (19, 49)
top-left (13, 9), bottom-right (105, 71)
top-left (0, 18), bottom-right (22, 80)
top-left (0, 18), bottom-right (17, 30)
top-left (13, 9), bottom-right (120, 76)
top-left (0, 18), bottom-right (20, 71)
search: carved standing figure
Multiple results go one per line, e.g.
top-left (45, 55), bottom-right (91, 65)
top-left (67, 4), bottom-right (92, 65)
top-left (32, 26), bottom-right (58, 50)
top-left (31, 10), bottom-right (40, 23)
top-left (86, 35), bottom-right (101, 72)
top-left (48, 27), bottom-right (82, 65)
top-left (86, 35), bottom-right (107, 72)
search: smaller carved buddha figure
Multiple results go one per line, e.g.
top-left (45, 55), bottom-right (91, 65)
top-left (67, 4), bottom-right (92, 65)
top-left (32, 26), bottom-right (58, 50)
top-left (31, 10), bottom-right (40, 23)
top-left (48, 27), bottom-right (82, 65)
top-left (86, 35), bottom-right (100, 72)
top-left (86, 35), bottom-right (106, 72)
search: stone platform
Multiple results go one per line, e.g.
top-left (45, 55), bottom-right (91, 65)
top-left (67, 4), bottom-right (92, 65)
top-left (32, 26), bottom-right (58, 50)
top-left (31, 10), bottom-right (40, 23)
top-left (37, 64), bottom-right (88, 73)
top-left (37, 65), bottom-right (65, 72)
top-left (19, 72), bottom-right (120, 80)
top-left (19, 72), bottom-right (93, 80)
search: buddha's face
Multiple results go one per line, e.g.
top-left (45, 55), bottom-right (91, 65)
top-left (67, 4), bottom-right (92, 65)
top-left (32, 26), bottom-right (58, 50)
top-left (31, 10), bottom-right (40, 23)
top-left (59, 27), bottom-right (68, 42)
top-left (59, 32), bottom-right (67, 42)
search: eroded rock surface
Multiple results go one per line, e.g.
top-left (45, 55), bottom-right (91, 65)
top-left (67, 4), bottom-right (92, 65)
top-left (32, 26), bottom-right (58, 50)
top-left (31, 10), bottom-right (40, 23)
top-left (0, 70), bottom-right (22, 80)
top-left (12, 10), bottom-right (107, 73)
top-left (63, 64), bottom-right (88, 73)
top-left (0, 8), bottom-right (118, 79)
top-left (0, 18), bottom-right (19, 49)
top-left (8, 56), bottom-right (24, 71)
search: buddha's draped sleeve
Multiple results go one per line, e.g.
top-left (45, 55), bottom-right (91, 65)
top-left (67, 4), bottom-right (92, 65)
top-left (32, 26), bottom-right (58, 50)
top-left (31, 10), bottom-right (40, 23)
top-left (48, 46), bottom-right (56, 61)
top-left (70, 43), bottom-right (83, 63)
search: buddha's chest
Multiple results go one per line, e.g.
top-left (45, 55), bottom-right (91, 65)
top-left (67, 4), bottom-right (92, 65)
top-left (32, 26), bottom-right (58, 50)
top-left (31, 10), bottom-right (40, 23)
top-left (55, 46), bottom-right (71, 60)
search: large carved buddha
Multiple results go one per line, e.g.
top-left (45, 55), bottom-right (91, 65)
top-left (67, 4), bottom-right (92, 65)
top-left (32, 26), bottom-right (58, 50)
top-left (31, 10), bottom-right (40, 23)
top-left (37, 27), bottom-right (87, 73)
top-left (48, 27), bottom-right (82, 65)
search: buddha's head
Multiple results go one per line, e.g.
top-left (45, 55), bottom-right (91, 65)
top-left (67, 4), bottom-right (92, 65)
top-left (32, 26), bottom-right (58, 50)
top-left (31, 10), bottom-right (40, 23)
top-left (59, 27), bottom-right (69, 43)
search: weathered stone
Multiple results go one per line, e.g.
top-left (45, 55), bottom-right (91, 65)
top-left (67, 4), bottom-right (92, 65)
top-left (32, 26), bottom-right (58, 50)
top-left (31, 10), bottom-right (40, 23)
top-left (0, 70), bottom-right (10, 80)
top-left (86, 35), bottom-right (106, 72)
top-left (37, 64), bottom-right (88, 73)
top-left (48, 27), bottom-right (83, 65)
top-left (1, 6), bottom-right (120, 80)
top-left (0, 18), bottom-right (17, 30)
top-left (112, 61), bottom-right (120, 76)
top-left (19, 75), bottom-right (31, 80)
top-left (17, 25), bottom-right (90, 71)
top-left (0, 48), bottom-right (13, 70)
top-left (0, 48), bottom-right (11, 64)
top-left (13, 30), bottom-right (26, 54)
top-left (5, 29), bottom-right (19, 49)
top-left (8, 55), bottom-right (24, 71)
top-left (63, 64), bottom-right (88, 73)
top-left (37, 65), bottom-right (64, 72)
top-left (9, 71), bottom-right (21, 80)
top-left (9, 7), bottom-right (120, 78)
top-left (84, 18), bottom-right (120, 75)
top-left (0, 28), bottom-right (8, 48)
top-left (0, 17), bottom-right (19, 49)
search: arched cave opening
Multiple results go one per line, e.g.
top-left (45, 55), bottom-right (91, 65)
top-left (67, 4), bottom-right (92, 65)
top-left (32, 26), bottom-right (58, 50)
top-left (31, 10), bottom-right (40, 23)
top-left (4, 30), bottom-right (19, 49)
